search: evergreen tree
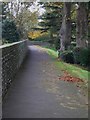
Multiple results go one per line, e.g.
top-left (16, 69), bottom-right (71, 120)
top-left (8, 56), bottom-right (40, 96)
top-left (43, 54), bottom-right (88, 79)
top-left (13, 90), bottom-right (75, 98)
top-left (38, 2), bottom-right (63, 49)
top-left (2, 20), bottom-right (20, 43)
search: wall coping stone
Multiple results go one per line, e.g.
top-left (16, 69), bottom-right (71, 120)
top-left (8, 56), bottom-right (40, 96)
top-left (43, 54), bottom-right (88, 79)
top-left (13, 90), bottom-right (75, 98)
top-left (0, 40), bottom-right (28, 49)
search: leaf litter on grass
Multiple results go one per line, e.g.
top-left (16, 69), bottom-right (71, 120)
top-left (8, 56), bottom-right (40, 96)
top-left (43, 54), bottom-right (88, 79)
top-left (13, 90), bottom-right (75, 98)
top-left (59, 71), bottom-right (83, 83)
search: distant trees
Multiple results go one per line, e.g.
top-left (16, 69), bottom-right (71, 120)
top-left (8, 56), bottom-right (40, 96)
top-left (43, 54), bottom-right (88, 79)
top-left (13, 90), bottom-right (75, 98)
top-left (2, 2), bottom-right (20, 44)
top-left (1, 2), bottom-right (10, 21)
top-left (38, 2), bottom-right (63, 49)
top-left (12, 2), bottom-right (38, 39)
top-left (1, 1), bottom-right (38, 44)
top-left (1, 1), bottom-right (89, 50)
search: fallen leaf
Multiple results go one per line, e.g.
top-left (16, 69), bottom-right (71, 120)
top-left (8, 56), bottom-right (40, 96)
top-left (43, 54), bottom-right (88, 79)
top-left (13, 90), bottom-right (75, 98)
top-left (59, 71), bottom-right (83, 83)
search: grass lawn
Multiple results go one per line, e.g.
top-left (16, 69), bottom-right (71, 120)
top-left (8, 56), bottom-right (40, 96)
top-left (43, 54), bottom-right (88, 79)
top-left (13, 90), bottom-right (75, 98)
top-left (44, 47), bottom-right (89, 82)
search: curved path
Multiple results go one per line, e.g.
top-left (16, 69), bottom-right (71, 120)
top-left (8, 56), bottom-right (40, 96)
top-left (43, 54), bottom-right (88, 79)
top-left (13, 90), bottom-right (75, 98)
top-left (3, 44), bottom-right (88, 118)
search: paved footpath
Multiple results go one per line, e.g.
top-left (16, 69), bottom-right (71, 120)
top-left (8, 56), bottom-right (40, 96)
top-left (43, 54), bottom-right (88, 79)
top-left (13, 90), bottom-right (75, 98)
top-left (3, 44), bottom-right (88, 118)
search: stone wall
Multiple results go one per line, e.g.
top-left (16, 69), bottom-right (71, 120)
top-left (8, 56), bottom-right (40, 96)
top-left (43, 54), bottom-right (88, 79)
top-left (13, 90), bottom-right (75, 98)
top-left (0, 40), bottom-right (28, 97)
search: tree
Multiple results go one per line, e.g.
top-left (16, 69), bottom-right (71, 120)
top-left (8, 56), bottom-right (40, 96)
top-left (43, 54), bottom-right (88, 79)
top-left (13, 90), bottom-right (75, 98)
top-left (38, 2), bottom-right (63, 48)
top-left (1, 2), bottom-right (11, 22)
top-left (76, 2), bottom-right (88, 48)
top-left (10, 1), bottom-right (38, 39)
top-left (2, 20), bottom-right (20, 43)
top-left (59, 2), bottom-right (71, 51)
top-left (1, 1), bottom-right (38, 40)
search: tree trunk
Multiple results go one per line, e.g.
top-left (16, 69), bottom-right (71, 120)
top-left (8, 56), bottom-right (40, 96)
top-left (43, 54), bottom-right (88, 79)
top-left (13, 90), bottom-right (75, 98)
top-left (76, 2), bottom-right (88, 47)
top-left (59, 2), bottom-right (71, 51)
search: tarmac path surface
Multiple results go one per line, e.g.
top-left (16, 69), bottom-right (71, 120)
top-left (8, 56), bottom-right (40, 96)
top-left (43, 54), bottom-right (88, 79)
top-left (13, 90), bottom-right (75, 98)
top-left (2, 44), bottom-right (88, 118)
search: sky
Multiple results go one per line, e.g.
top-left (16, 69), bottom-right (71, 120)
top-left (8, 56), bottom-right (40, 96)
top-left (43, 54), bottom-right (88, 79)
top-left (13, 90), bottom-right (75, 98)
top-left (7, 0), bottom-right (45, 19)
top-left (29, 0), bottom-right (45, 16)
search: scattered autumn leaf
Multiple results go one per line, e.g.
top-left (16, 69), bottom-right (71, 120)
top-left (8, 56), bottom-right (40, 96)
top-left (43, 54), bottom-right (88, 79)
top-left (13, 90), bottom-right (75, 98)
top-left (59, 71), bottom-right (83, 83)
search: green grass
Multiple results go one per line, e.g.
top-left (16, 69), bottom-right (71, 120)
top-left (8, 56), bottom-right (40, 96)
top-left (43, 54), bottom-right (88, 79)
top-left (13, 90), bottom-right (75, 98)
top-left (55, 61), bottom-right (89, 81)
top-left (45, 47), bottom-right (58, 58)
top-left (44, 47), bottom-right (89, 82)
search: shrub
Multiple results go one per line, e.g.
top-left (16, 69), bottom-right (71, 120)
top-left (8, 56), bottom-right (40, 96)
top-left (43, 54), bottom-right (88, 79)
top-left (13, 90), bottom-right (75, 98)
top-left (54, 37), bottom-right (60, 50)
top-left (80, 48), bottom-right (89, 66)
top-left (73, 47), bottom-right (81, 64)
top-left (73, 47), bottom-right (90, 67)
top-left (2, 19), bottom-right (20, 43)
top-left (60, 50), bottom-right (74, 64)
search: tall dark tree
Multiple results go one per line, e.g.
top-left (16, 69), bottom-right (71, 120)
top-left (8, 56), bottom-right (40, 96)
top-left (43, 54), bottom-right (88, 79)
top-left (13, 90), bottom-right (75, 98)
top-left (76, 2), bottom-right (88, 48)
top-left (59, 2), bottom-right (71, 51)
